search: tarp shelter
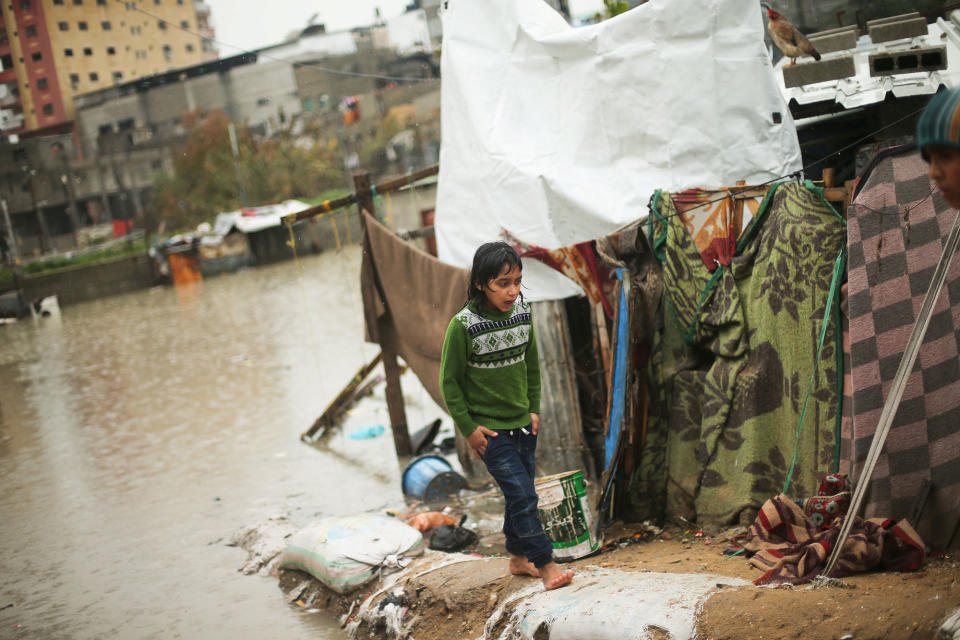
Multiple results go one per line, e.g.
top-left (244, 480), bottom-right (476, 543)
top-left (435, 0), bottom-right (802, 300)
top-left (213, 200), bottom-right (311, 236)
top-left (212, 200), bottom-right (317, 264)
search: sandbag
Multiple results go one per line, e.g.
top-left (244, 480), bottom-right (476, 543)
top-left (279, 514), bottom-right (425, 594)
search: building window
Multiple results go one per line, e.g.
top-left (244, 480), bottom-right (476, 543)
top-left (37, 77), bottom-right (47, 89)
top-left (58, 21), bottom-right (69, 31)
top-left (158, 21), bottom-right (167, 30)
top-left (185, 43), bottom-right (194, 52)
top-left (42, 103), bottom-right (53, 115)
top-left (25, 25), bottom-right (37, 37)
top-left (30, 52), bottom-right (42, 62)
top-left (180, 20), bottom-right (188, 28)
top-left (79, 21), bottom-right (88, 31)
top-left (20, 0), bottom-right (31, 9)
top-left (69, 73), bottom-right (79, 88)
top-left (89, 72), bottom-right (98, 81)
top-left (102, 21), bottom-right (111, 30)
top-left (64, 48), bottom-right (74, 56)
top-left (73, 0), bottom-right (82, 4)
top-left (162, 44), bottom-right (172, 60)
top-left (107, 46), bottom-right (116, 55)
top-left (112, 71), bottom-right (122, 82)
top-left (54, 0), bottom-right (64, 4)
top-left (83, 47), bottom-right (92, 56)
top-left (97, 0), bottom-right (106, 4)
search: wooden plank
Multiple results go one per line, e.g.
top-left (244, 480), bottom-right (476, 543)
top-left (282, 165), bottom-right (439, 224)
top-left (301, 352), bottom-right (382, 441)
top-left (353, 171), bottom-right (413, 458)
top-left (531, 300), bottom-right (597, 482)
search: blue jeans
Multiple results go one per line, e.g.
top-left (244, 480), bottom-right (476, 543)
top-left (482, 427), bottom-right (555, 568)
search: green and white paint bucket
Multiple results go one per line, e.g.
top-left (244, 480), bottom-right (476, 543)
top-left (535, 470), bottom-right (599, 561)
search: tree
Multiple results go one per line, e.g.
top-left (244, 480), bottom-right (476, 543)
top-left (151, 110), bottom-right (341, 232)
top-left (603, 0), bottom-right (630, 18)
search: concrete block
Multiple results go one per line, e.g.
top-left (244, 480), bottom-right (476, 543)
top-left (869, 46), bottom-right (947, 77)
top-left (782, 56), bottom-right (856, 89)
top-left (868, 16), bottom-right (927, 43)
top-left (867, 12), bottom-right (920, 28)
top-left (808, 26), bottom-right (859, 54)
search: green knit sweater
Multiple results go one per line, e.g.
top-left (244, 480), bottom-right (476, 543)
top-left (439, 298), bottom-right (542, 437)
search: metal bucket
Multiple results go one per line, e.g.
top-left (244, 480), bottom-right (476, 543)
top-left (401, 454), bottom-right (467, 502)
top-left (535, 470), bottom-right (599, 561)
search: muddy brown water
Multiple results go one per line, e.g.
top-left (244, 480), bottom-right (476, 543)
top-left (0, 245), bottom-right (448, 639)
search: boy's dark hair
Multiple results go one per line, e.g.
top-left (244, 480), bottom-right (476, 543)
top-left (467, 241), bottom-right (522, 303)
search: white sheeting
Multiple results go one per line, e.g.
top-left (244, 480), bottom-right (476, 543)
top-left (435, 0), bottom-right (802, 300)
top-left (482, 567), bottom-right (748, 640)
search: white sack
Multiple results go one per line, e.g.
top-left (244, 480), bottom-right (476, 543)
top-left (483, 567), bottom-right (748, 640)
top-left (279, 514), bottom-right (425, 594)
top-left (435, 0), bottom-right (802, 300)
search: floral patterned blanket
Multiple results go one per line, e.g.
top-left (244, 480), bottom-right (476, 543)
top-left (635, 181), bottom-right (846, 526)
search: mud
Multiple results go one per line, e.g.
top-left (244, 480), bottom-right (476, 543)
top-left (259, 519), bottom-right (960, 640)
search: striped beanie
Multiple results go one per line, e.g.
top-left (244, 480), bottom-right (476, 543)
top-left (917, 86), bottom-right (960, 159)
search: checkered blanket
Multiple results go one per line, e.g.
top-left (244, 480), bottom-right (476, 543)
top-left (844, 145), bottom-right (960, 550)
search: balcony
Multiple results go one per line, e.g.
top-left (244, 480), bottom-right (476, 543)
top-left (0, 109), bottom-right (25, 132)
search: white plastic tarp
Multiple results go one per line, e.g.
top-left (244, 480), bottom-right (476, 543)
top-left (435, 0), bottom-right (802, 300)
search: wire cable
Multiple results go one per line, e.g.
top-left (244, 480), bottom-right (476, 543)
top-left (651, 102), bottom-right (931, 221)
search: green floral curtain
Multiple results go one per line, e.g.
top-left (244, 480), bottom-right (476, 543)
top-left (630, 181), bottom-right (845, 527)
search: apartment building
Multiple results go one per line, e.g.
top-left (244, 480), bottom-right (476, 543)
top-left (0, 0), bottom-right (212, 136)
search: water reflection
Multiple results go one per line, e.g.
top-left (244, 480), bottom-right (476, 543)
top-left (0, 246), bottom-right (438, 639)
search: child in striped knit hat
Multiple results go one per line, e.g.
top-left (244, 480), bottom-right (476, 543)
top-left (439, 241), bottom-right (574, 591)
top-left (918, 86), bottom-right (960, 208)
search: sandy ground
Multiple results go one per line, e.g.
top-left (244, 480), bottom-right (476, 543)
top-left (264, 520), bottom-right (960, 640)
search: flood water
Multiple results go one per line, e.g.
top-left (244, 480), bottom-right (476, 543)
top-left (0, 245), bottom-right (448, 639)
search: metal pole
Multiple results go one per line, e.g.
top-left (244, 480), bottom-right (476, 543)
top-left (27, 172), bottom-right (51, 254)
top-left (1, 198), bottom-right (26, 314)
top-left (227, 123), bottom-right (248, 207)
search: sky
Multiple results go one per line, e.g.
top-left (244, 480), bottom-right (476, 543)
top-left (203, 0), bottom-right (607, 55)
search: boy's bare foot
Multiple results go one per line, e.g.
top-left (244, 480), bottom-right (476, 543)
top-left (508, 554), bottom-right (540, 577)
top-left (539, 562), bottom-right (574, 590)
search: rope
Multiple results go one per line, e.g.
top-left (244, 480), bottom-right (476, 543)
top-left (330, 215), bottom-right (342, 251)
top-left (781, 247), bottom-right (847, 495)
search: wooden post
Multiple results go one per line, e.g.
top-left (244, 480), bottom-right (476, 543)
top-left (822, 167), bottom-right (835, 188)
top-left (380, 329), bottom-right (413, 458)
top-left (354, 171), bottom-right (413, 458)
top-left (732, 179), bottom-right (746, 242)
top-left (354, 171), bottom-right (374, 217)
